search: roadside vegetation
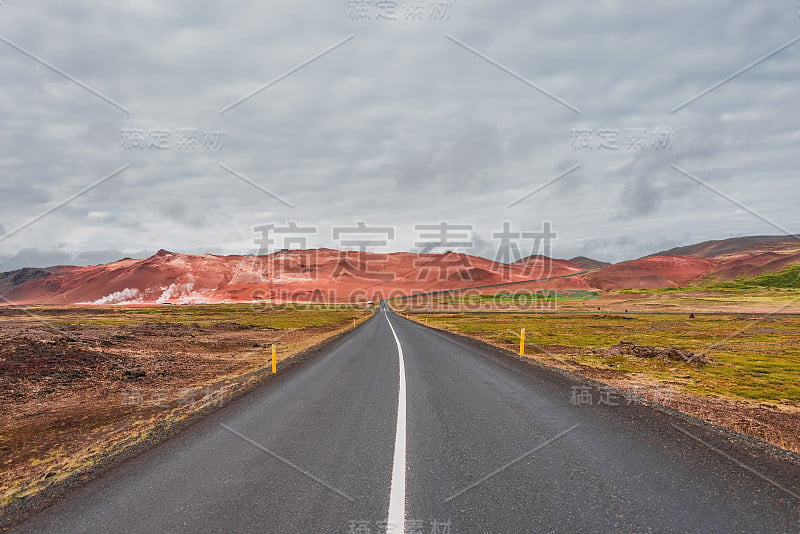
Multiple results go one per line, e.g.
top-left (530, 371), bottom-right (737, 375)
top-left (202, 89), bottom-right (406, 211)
top-left (409, 311), bottom-right (800, 453)
top-left (391, 271), bottom-right (800, 452)
top-left (413, 312), bottom-right (800, 403)
top-left (0, 305), bottom-right (366, 515)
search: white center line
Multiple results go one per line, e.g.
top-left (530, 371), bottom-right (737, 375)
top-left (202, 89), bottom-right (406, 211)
top-left (385, 310), bottom-right (407, 534)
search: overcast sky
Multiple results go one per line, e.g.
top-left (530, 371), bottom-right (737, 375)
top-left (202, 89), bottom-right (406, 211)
top-left (1, 1), bottom-right (798, 271)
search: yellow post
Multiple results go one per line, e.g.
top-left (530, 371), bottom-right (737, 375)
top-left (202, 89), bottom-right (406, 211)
top-left (425, 318), bottom-right (428, 326)
top-left (271, 344), bottom-right (277, 374)
top-left (519, 328), bottom-right (526, 356)
top-left (354, 318), bottom-right (357, 328)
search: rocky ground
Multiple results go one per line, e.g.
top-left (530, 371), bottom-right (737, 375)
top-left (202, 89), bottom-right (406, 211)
top-left (0, 306), bottom-right (362, 514)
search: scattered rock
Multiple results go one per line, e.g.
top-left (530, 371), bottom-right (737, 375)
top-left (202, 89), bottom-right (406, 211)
top-left (123, 369), bottom-right (146, 380)
top-left (606, 341), bottom-right (710, 365)
top-left (209, 322), bottom-right (253, 331)
top-left (595, 314), bottom-right (635, 320)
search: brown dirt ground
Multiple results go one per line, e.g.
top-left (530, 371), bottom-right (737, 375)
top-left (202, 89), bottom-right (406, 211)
top-left (0, 314), bottom-right (357, 513)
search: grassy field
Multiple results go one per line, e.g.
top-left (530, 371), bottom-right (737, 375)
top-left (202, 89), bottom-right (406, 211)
top-left (704, 264), bottom-right (800, 290)
top-left (0, 304), bottom-right (367, 515)
top-left (408, 312), bottom-right (800, 403)
top-left (391, 273), bottom-right (800, 403)
top-left (23, 303), bottom-right (365, 329)
top-left (396, 286), bottom-right (800, 314)
top-left (392, 281), bottom-right (800, 452)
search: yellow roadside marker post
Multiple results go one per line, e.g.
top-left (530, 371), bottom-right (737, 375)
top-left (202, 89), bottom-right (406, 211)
top-left (519, 328), bottom-right (526, 356)
top-left (271, 344), bottom-right (277, 374)
top-left (354, 318), bottom-right (357, 328)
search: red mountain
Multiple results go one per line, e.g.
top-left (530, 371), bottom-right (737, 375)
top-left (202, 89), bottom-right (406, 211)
top-left (568, 256), bottom-right (611, 270)
top-left (586, 256), bottom-right (716, 291)
top-left (511, 256), bottom-right (586, 278)
top-left (0, 249), bottom-right (573, 305)
top-left (3, 235), bottom-right (800, 304)
top-left (654, 235), bottom-right (800, 259)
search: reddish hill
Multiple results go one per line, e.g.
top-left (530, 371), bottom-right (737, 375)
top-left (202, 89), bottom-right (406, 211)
top-left (586, 255), bottom-right (716, 290)
top-left (511, 256), bottom-right (586, 278)
top-left (5, 235), bottom-right (800, 304)
top-left (711, 251), bottom-right (800, 281)
top-left (0, 251), bottom-right (238, 305)
top-left (655, 235), bottom-right (800, 260)
top-left (0, 249), bottom-right (560, 305)
top-left (652, 235), bottom-right (800, 283)
top-left (568, 256), bottom-right (611, 270)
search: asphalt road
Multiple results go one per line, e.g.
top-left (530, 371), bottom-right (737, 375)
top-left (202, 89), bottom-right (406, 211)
top-left (13, 304), bottom-right (800, 533)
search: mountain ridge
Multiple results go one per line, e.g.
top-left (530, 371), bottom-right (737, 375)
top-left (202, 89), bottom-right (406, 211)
top-left (2, 235), bottom-right (800, 304)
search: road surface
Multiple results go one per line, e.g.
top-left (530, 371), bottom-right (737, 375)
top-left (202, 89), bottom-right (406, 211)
top-left (13, 304), bottom-right (800, 533)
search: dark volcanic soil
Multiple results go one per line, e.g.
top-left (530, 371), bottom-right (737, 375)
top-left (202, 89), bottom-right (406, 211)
top-left (0, 309), bottom-right (355, 516)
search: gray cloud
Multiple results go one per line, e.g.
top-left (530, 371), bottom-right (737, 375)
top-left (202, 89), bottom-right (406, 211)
top-left (0, 1), bottom-right (798, 271)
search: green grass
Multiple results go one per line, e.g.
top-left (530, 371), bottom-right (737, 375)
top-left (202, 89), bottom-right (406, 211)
top-left (596, 266), bottom-right (800, 297)
top-left (617, 287), bottom-right (682, 294)
top-left (704, 265), bottom-right (800, 290)
top-left (422, 312), bottom-right (800, 404)
top-left (21, 304), bottom-right (365, 330)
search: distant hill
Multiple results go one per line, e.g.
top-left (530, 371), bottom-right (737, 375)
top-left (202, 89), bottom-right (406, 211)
top-left (586, 255), bottom-right (715, 291)
top-left (709, 265), bottom-right (800, 289)
top-left (568, 256), bottom-right (611, 269)
top-left (0, 249), bottom-right (578, 305)
top-left (511, 255), bottom-right (585, 278)
top-left (3, 235), bottom-right (800, 304)
top-left (653, 235), bottom-right (800, 259)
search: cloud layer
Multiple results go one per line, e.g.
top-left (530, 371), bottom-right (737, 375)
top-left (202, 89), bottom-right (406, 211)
top-left (1, 1), bottom-right (798, 270)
